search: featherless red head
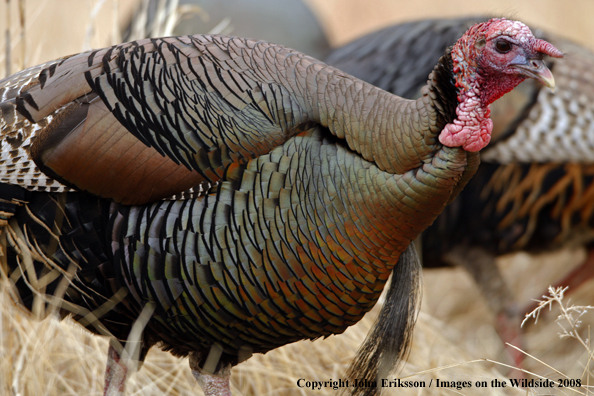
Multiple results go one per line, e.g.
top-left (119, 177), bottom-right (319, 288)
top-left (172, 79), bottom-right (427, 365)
top-left (451, 18), bottom-right (563, 95)
top-left (440, 18), bottom-right (563, 152)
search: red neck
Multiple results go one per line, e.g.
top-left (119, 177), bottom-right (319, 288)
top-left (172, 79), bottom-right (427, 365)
top-left (479, 73), bottom-right (527, 106)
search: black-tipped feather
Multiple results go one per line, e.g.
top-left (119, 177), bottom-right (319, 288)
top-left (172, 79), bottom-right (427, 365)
top-left (342, 244), bottom-right (421, 396)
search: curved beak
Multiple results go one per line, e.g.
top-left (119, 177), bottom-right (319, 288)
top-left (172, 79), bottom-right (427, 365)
top-left (512, 58), bottom-right (556, 91)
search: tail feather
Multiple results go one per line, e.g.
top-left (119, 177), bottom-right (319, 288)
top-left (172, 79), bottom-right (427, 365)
top-left (1, 190), bottom-right (136, 337)
top-left (342, 243), bottom-right (422, 396)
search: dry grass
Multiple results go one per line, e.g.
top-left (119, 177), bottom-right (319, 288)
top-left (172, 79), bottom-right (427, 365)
top-left (422, 247), bottom-right (594, 396)
top-left (1, 283), bottom-right (520, 396)
top-left (2, 256), bottom-right (594, 396)
top-left (520, 286), bottom-right (594, 392)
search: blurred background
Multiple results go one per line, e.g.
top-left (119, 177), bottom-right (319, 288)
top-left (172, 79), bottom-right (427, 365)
top-left (1, 1), bottom-right (593, 395)
top-left (312, 0), bottom-right (594, 48)
top-left (1, 0), bottom-right (594, 76)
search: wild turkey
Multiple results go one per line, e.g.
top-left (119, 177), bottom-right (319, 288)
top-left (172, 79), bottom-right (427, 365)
top-left (327, 16), bottom-right (593, 364)
top-left (0, 19), bottom-right (561, 395)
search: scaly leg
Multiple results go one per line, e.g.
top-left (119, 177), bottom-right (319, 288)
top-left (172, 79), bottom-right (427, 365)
top-left (444, 245), bottom-right (524, 368)
top-left (190, 351), bottom-right (232, 396)
top-left (104, 341), bottom-right (129, 396)
top-left (192, 366), bottom-right (232, 396)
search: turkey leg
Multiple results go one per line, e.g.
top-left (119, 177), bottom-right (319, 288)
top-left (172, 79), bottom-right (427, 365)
top-left (104, 342), bottom-right (129, 396)
top-left (443, 245), bottom-right (524, 368)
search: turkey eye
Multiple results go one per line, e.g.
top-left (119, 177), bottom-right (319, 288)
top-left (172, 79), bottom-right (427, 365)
top-left (495, 40), bottom-right (512, 53)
